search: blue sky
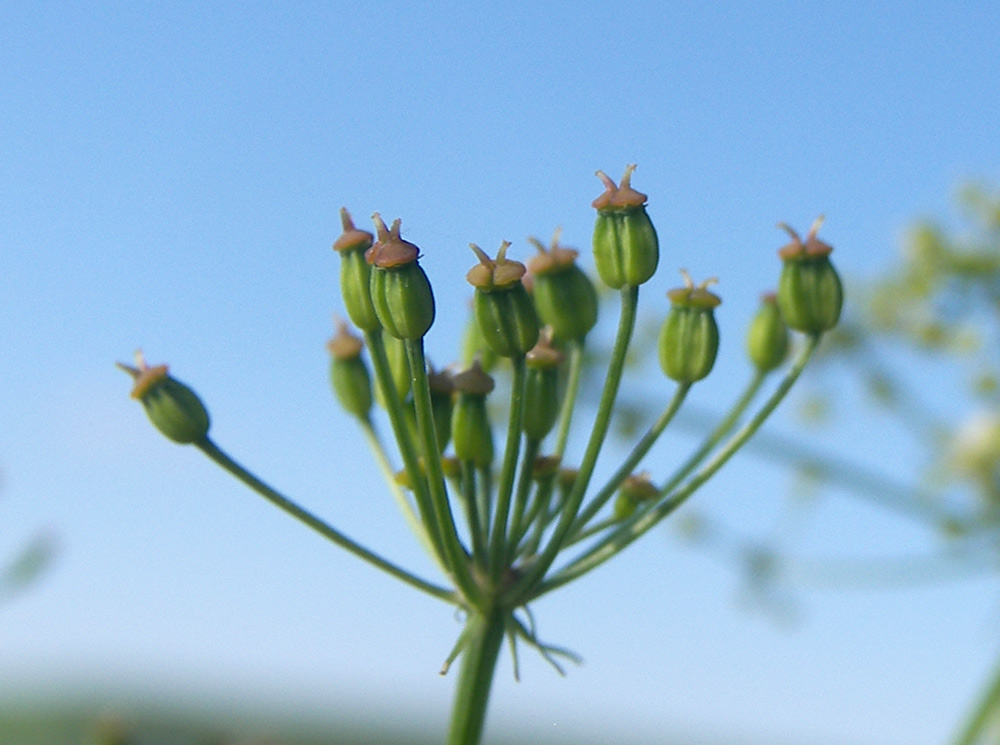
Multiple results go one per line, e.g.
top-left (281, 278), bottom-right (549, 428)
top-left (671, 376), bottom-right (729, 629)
top-left (2, 2), bottom-right (1000, 744)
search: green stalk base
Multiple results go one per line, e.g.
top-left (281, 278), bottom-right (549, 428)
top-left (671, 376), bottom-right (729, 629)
top-left (447, 609), bottom-right (506, 745)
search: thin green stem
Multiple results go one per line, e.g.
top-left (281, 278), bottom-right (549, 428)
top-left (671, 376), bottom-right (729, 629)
top-left (477, 465), bottom-right (493, 544)
top-left (532, 333), bottom-right (822, 599)
top-left (519, 471), bottom-right (556, 558)
top-left (952, 655), bottom-right (1000, 745)
top-left (554, 340), bottom-right (585, 459)
top-left (406, 339), bottom-right (481, 604)
top-left (446, 608), bottom-right (506, 745)
top-left (195, 438), bottom-right (456, 603)
top-left (360, 419), bottom-right (438, 560)
top-left (460, 460), bottom-right (487, 567)
top-left (507, 437), bottom-right (541, 561)
top-left (365, 330), bottom-right (445, 558)
top-left (567, 382), bottom-right (691, 540)
top-left (489, 355), bottom-right (527, 579)
top-left (504, 285), bottom-right (639, 605)
top-left (655, 370), bottom-right (766, 498)
top-left (568, 515), bottom-right (618, 545)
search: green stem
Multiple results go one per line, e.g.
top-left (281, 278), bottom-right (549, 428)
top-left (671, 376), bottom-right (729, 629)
top-left (489, 355), bottom-right (527, 579)
top-left (655, 370), bottom-right (766, 498)
top-left (567, 382), bottom-right (691, 540)
top-left (196, 438), bottom-right (456, 603)
top-left (460, 460), bottom-right (487, 567)
top-left (446, 609), bottom-right (507, 745)
top-left (477, 465), bottom-right (493, 544)
top-left (533, 333), bottom-right (822, 599)
top-left (366, 330), bottom-right (445, 558)
top-left (952, 655), bottom-right (1000, 745)
top-left (554, 340), bottom-right (585, 459)
top-left (568, 515), bottom-right (618, 545)
top-left (507, 437), bottom-right (541, 560)
top-left (361, 419), bottom-right (438, 560)
top-left (406, 339), bottom-right (481, 604)
top-left (519, 471), bottom-right (556, 558)
top-left (504, 285), bottom-right (639, 605)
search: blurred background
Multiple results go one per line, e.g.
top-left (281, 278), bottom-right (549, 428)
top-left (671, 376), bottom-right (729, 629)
top-left (2, 2), bottom-right (1000, 744)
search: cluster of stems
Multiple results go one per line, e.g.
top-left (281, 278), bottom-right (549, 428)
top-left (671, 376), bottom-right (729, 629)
top-left (119, 166), bottom-right (842, 745)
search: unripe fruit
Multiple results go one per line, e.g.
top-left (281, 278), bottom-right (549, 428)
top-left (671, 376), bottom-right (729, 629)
top-left (776, 217), bottom-right (843, 334)
top-left (327, 320), bottom-right (373, 421)
top-left (467, 242), bottom-right (540, 358)
top-left (522, 335), bottom-right (564, 441)
top-left (659, 272), bottom-right (721, 383)
top-left (746, 293), bottom-right (789, 372)
top-left (526, 229), bottom-right (598, 342)
top-left (118, 352), bottom-right (210, 444)
top-left (592, 165), bottom-right (659, 289)
top-left (451, 361), bottom-right (495, 468)
top-left (332, 208), bottom-right (380, 332)
top-left (366, 214), bottom-right (435, 340)
top-left (613, 472), bottom-right (659, 520)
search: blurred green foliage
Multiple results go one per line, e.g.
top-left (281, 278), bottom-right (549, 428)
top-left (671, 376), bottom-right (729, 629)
top-left (0, 473), bottom-right (56, 607)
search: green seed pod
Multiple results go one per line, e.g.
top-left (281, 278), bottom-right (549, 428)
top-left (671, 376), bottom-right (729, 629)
top-left (526, 229), bottom-right (599, 342)
top-left (556, 467), bottom-right (579, 501)
top-left (591, 165), bottom-right (659, 289)
top-left (428, 366), bottom-right (455, 451)
top-left (532, 455), bottom-right (562, 481)
top-left (613, 472), bottom-right (659, 520)
top-left (366, 214), bottom-right (435, 340)
top-left (451, 361), bottom-right (495, 468)
top-left (522, 335), bottom-right (564, 440)
top-left (659, 272), bottom-right (721, 383)
top-left (332, 208), bottom-right (380, 332)
top-left (776, 217), bottom-right (843, 334)
top-left (327, 321), bottom-right (373, 421)
top-left (467, 241), bottom-right (540, 358)
top-left (613, 491), bottom-right (637, 520)
top-left (746, 293), bottom-right (790, 372)
top-left (117, 352), bottom-right (210, 444)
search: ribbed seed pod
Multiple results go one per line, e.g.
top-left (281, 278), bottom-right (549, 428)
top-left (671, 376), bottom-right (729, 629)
top-left (591, 165), bottom-right (659, 289)
top-left (117, 352), bottom-right (210, 444)
top-left (327, 320), bottom-right (372, 421)
top-left (451, 361), bottom-right (495, 468)
top-left (776, 217), bottom-right (843, 334)
top-left (526, 229), bottom-right (598, 342)
top-left (522, 335), bottom-right (564, 440)
top-left (659, 272), bottom-right (721, 383)
top-left (366, 214), bottom-right (435, 340)
top-left (746, 293), bottom-right (789, 372)
top-left (332, 208), bottom-right (380, 332)
top-left (467, 242), bottom-right (540, 358)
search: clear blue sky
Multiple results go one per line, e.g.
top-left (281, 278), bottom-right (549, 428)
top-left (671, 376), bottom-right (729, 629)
top-left (2, 2), bottom-right (999, 744)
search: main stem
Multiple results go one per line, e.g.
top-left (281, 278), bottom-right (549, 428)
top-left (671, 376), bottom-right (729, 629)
top-left (447, 608), bottom-right (506, 745)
